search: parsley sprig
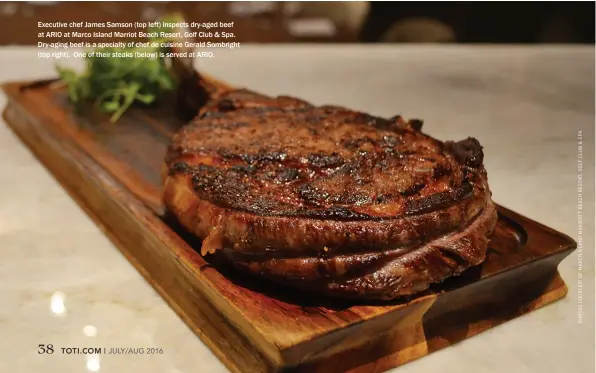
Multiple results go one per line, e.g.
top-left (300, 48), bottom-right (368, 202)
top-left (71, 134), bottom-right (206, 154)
top-left (56, 15), bottom-right (183, 123)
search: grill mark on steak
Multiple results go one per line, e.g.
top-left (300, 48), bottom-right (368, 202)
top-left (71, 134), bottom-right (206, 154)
top-left (306, 152), bottom-right (345, 168)
top-left (218, 149), bottom-right (289, 163)
top-left (405, 183), bottom-right (473, 215)
top-left (277, 168), bottom-right (300, 182)
top-left (170, 162), bottom-right (193, 175)
top-left (401, 182), bottom-right (427, 197)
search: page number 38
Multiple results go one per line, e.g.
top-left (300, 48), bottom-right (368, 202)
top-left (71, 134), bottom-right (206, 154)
top-left (38, 344), bottom-right (54, 354)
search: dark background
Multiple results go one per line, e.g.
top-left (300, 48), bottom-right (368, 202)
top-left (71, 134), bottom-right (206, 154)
top-left (361, 2), bottom-right (595, 43)
top-left (0, 1), bottom-right (593, 45)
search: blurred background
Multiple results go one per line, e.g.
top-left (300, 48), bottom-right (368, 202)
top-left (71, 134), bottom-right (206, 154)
top-left (0, 1), bottom-right (594, 45)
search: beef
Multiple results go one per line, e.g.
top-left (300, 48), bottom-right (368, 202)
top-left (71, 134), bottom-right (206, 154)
top-left (163, 89), bottom-right (498, 300)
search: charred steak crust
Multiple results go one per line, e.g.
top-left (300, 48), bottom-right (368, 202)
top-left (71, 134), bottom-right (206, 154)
top-left (163, 89), bottom-right (498, 300)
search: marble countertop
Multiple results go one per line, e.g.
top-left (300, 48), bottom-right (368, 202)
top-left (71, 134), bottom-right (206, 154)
top-left (1, 45), bottom-right (594, 373)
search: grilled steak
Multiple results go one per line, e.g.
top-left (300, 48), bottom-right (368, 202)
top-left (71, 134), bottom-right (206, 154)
top-left (163, 89), bottom-right (498, 300)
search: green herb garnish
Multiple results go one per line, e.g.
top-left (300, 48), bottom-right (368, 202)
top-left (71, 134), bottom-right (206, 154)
top-left (56, 15), bottom-right (183, 123)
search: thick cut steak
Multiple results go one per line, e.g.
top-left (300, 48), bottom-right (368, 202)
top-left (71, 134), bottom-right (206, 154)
top-left (163, 89), bottom-right (498, 300)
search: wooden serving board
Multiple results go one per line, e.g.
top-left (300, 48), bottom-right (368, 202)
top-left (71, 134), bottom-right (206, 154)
top-left (2, 80), bottom-right (576, 373)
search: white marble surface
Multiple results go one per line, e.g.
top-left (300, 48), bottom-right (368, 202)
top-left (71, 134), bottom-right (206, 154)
top-left (0, 46), bottom-right (594, 373)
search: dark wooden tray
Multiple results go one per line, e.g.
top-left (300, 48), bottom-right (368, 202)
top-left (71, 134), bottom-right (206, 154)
top-left (1, 80), bottom-right (576, 373)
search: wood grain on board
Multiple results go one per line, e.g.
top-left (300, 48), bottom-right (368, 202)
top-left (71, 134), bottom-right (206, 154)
top-left (1, 80), bottom-right (576, 373)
